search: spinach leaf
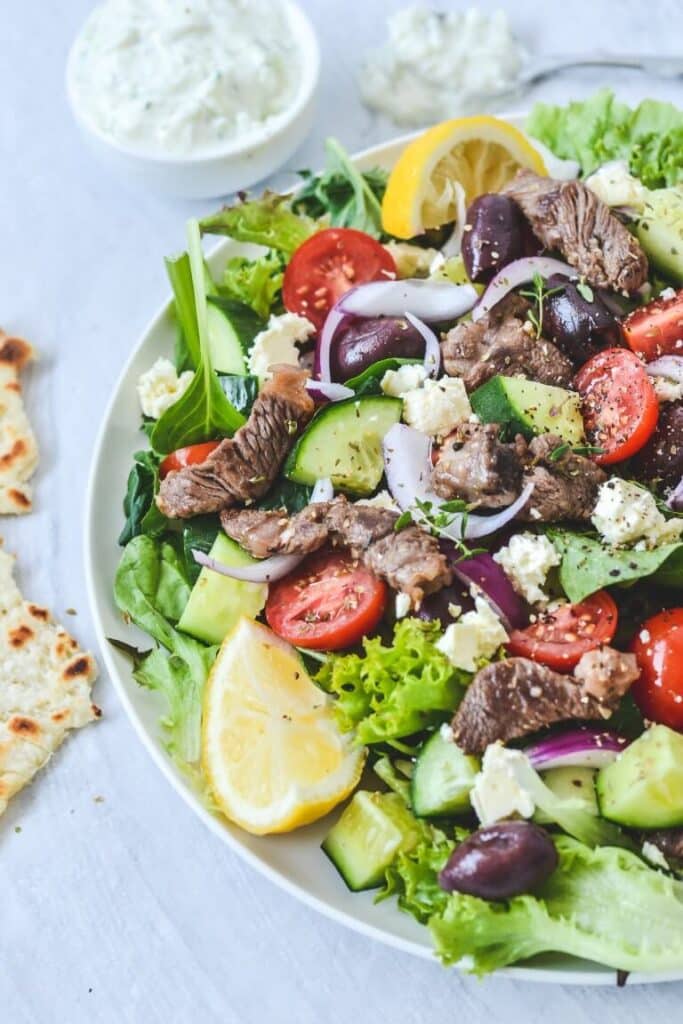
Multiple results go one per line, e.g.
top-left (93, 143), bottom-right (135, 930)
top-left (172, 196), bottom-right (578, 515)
top-left (549, 529), bottom-right (683, 603)
top-left (221, 251), bottom-right (285, 320)
top-left (182, 516), bottom-right (220, 584)
top-left (345, 357), bottom-right (422, 396)
top-left (166, 252), bottom-right (201, 369)
top-left (151, 220), bottom-right (245, 454)
top-left (118, 450), bottom-right (168, 547)
top-left (218, 374), bottom-right (259, 416)
top-left (293, 138), bottom-right (388, 237)
top-left (256, 478), bottom-right (312, 513)
top-left (200, 191), bottom-right (315, 256)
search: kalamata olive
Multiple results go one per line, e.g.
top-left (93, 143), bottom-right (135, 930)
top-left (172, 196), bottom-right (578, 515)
top-left (461, 195), bottom-right (530, 284)
top-left (416, 581), bottom-right (473, 629)
top-left (438, 821), bottom-right (558, 901)
top-left (541, 274), bottom-right (621, 363)
top-left (331, 316), bottom-right (425, 381)
top-left (632, 400), bottom-right (683, 490)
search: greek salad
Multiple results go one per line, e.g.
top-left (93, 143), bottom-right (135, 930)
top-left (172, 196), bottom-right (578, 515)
top-left (113, 90), bottom-right (683, 977)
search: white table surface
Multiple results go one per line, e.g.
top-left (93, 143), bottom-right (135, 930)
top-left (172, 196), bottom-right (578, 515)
top-left (3, 1), bottom-right (683, 1020)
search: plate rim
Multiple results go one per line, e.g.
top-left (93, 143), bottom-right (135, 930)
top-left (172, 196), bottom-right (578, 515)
top-left (84, 125), bottom-right (683, 987)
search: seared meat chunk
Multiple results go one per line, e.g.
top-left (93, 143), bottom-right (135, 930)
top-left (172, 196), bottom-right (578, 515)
top-left (442, 294), bottom-right (574, 391)
top-left (157, 366), bottom-right (314, 519)
top-left (221, 495), bottom-right (451, 605)
top-left (519, 434), bottom-right (607, 522)
top-left (452, 647), bottom-right (638, 754)
top-left (503, 170), bottom-right (648, 293)
top-left (646, 829), bottom-right (683, 871)
top-left (432, 423), bottom-right (527, 508)
top-left (573, 646), bottom-right (640, 704)
top-left (365, 527), bottom-right (452, 604)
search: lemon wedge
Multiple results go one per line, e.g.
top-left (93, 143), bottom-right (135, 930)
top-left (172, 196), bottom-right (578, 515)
top-left (382, 115), bottom-right (547, 239)
top-left (202, 617), bottom-right (365, 835)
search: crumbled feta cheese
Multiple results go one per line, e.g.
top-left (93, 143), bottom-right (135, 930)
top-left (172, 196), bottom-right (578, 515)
top-left (652, 375), bottom-right (683, 403)
top-left (137, 357), bottom-right (194, 419)
top-left (380, 363), bottom-right (428, 398)
top-left (402, 377), bottom-right (472, 437)
top-left (384, 241), bottom-right (439, 279)
top-left (355, 489), bottom-right (399, 512)
top-left (660, 287), bottom-right (677, 302)
top-left (447, 603), bottom-right (462, 620)
top-left (247, 312), bottom-right (315, 379)
top-left (436, 596), bottom-right (508, 672)
top-left (592, 478), bottom-right (683, 549)
top-left (395, 592), bottom-right (411, 619)
top-left (439, 722), bottom-right (454, 742)
top-left (585, 160), bottom-right (648, 212)
top-left (470, 743), bottom-right (535, 825)
top-left (641, 841), bottom-right (669, 871)
top-left (493, 533), bottom-right (560, 606)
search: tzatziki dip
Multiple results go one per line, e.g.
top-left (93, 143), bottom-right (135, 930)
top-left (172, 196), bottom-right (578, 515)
top-left (68, 0), bottom-right (302, 157)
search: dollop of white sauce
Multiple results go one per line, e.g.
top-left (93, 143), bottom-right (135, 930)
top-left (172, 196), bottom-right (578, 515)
top-left (69, 0), bottom-right (302, 156)
top-left (360, 7), bottom-right (523, 126)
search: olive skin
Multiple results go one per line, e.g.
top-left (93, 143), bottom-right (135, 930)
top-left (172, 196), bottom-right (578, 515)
top-left (438, 821), bottom-right (559, 901)
top-left (632, 400), bottom-right (683, 490)
top-left (331, 316), bottom-right (425, 381)
top-left (416, 581), bottom-right (473, 629)
top-left (461, 195), bottom-right (530, 284)
top-left (541, 274), bottom-right (621, 364)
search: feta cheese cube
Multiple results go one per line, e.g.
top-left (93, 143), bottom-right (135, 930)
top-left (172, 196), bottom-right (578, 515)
top-left (137, 357), bottom-right (194, 420)
top-left (380, 363), bottom-right (428, 397)
top-left (592, 478), bottom-right (683, 549)
top-left (470, 743), bottom-right (535, 825)
top-left (436, 596), bottom-right (508, 672)
top-left (395, 592), bottom-right (411, 619)
top-left (402, 377), bottom-right (472, 437)
top-left (493, 533), bottom-right (560, 606)
top-left (247, 312), bottom-right (315, 379)
top-left (355, 489), bottom-right (399, 512)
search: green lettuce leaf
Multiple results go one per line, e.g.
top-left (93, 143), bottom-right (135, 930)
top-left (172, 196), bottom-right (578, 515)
top-left (316, 618), bottom-right (467, 744)
top-left (379, 828), bottom-right (454, 925)
top-left (114, 535), bottom-right (216, 763)
top-left (527, 90), bottom-right (683, 188)
top-left (221, 251), bottom-right (285, 320)
top-left (429, 837), bottom-right (683, 975)
top-left (200, 192), bottom-right (315, 256)
top-left (118, 450), bottom-right (168, 547)
top-left (293, 138), bottom-right (388, 237)
top-left (549, 529), bottom-right (683, 603)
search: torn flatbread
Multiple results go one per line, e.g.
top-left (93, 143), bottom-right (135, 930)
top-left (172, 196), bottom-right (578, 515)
top-left (0, 544), bottom-right (99, 815)
top-left (0, 331), bottom-right (38, 514)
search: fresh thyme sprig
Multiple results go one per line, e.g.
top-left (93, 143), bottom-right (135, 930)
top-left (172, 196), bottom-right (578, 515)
top-left (519, 272), bottom-right (565, 338)
top-left (548, 443), bottom-right (606, 463)
top-left (394, 497), bottom-right (486, 560)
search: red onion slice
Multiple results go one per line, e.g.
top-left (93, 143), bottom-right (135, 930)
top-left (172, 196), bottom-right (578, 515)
top-left (305, 379), bottom-right (354, 402)
top-left (382, 423), bottom-right (441, 510)
top-left (645, 356), bottom-right (683, 383)
top-left (192, 478), bottom-right (334, 583)
top-left (667, 476), bottom-right (683, 511)
top-left (472, 257), bottom-right (576, 322)
top-left (461, 482), bottom-right (535, 540)
top-left (525, 728), bottom-right (630, 771)
top-left (405, 312), bottom-right (440, 378)
top-left (450, 551), bottom-right (529, 630)
top-left (316, 305), bottom-right (349, 383)
top-left (337, 279), bottom-right (478, 321)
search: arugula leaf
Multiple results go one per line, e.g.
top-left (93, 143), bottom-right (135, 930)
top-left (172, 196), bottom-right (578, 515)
top-left (549, 529), bottom-right (683, 603)
top-left (345, 357), bottom-right (422, 397)
top-left (293, 138), bottom-right (388, 237)
top-left (221, 251), bottom-right (285, 319)
top-left (118, 450), bottom-right (168, 547)
top-left (200, 192), bottom-right (315, 256)
top-left (151, 221), bottom-right (245, 454)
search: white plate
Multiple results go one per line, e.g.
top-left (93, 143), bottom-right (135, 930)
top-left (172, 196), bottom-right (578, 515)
top-left (85, 126), bottom-right (683, 986)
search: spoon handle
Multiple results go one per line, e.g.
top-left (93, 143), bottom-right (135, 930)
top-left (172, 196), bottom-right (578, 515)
top-left (520, 52), bottom-right (683, 85)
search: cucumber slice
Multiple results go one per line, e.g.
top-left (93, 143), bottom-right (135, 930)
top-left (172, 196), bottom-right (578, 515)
top-left (636, 187), bottom-right (683, 284)
top-left (470, 375), bottom-right (584, 444)
top-left (322, 790), bottom-right (422, 891)
top-left (411, 731), bottom-right (479, 817)
top-left (178, 533), bottom-right (267, 645)
top-left (597, 724), bottom-right (683, 829)
top-left (534, 766), bottom-right (598, 825)
top-left (285, 395), bottom-right (402, 495)
top-left (207, 296), bottom-right (264, 374)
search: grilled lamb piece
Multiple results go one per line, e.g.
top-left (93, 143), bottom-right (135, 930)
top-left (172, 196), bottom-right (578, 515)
top-left (432, 422), bottom-right (527, 508)
top-left (503, 170), bottom-right (648, 293)
top-left (157, 366), bottom-right (314, 519)
top-left (452, 647), bottom-right (639, 755)
top-left (646, 829), bottom-right (683, 871)
top-left (441, 294), bottom-right (574, 391)
top-left (519, 434), bottom-right (607, 522)
top-left (221, 495), bottom-right (451, 605)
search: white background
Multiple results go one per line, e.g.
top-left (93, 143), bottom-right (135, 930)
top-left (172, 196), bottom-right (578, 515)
top-left (3, 1), bottom-right (683, 1021)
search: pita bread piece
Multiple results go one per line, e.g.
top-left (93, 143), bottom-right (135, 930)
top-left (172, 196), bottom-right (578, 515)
top-left (0, 331), bottom-right (38, 514)
top-left (0, 545), bottom-right (99, 815)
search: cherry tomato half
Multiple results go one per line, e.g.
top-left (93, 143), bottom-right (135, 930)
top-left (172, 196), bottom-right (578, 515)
top-left (631, 608), bottom-right (683, 731)
top-left (160, 441), bottom-right (220, 479)
top-left (265, 549), bottom-right (388, 651)
top-left (574, 348), bottom-right (659, 465)
top-left (282, 228), bottom-right (397, 331)
top-left (623, 288), bottom-right (683, 361)
top-left (506, 591), bottom-right (618, 671)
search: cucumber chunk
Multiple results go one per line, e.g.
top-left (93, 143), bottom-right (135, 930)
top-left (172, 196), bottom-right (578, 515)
top-left (534, 767), bottom-right (599, 825)
top-left (285, 395), bottom-right (402, 495)
top-left (470, 375), bottom-right (584, 444)
top-left (322, 790), bottom-right (422, 891)
top-left (178, 533), bottom-right (267, 645)
top-left (411, 731), bottom-right (479, 817)
top-left (207, 296), bottom-right (263, 374)
top-left (597, 724), bottom-right (683, 829)
top-left (636, 188), bottom-right (683, 284)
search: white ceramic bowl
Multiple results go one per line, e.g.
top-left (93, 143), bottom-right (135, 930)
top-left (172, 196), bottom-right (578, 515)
top-left (65, 1), bottom-right (320, 199)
